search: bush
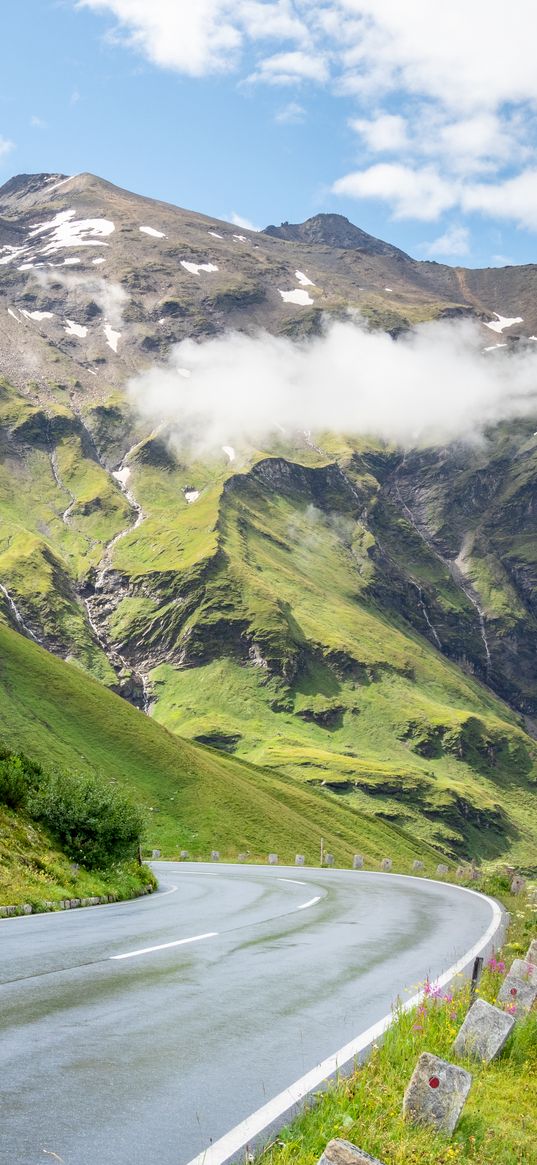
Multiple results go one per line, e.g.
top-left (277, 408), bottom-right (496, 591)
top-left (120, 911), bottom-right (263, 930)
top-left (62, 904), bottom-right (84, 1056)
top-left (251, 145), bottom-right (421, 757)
top-left (30, 770), bottom-right (145, 869)
top-left (0, 749), bottom-right (41, 809)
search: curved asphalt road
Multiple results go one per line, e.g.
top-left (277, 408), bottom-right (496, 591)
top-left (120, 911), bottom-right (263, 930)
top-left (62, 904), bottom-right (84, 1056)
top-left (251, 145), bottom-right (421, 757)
top-left (0, 863), bottom-right (501, 1165)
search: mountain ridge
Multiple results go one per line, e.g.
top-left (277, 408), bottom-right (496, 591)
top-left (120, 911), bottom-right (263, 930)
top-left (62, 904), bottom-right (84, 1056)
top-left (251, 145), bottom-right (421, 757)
top-left (0, 169), bottom-right (536, 868)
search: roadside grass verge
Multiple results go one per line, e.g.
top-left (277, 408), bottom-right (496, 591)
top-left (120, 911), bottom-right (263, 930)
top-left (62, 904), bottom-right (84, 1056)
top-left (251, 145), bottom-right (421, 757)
top-left (0, 804), bottom-right (155, 909)
top-left (256, 882), bottom-right (537, 1165)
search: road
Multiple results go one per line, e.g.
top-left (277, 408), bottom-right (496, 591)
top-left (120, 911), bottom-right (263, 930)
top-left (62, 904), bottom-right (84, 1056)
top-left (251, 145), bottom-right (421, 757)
top-left (0, 863), bottom-right (501, 1165)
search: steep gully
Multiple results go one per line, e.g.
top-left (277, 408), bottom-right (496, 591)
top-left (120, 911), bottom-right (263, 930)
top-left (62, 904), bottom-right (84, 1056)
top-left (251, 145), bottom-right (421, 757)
top-left (392, 456), bottom-right (492, 678)
top-left (82, 436), bottom-right (152, 714)
top-left (0, 410), bottom-right (152, 713)
top-left (304, 432), bottom-right (490, 672)
top-left (304, 431), bottom-right (445, 654)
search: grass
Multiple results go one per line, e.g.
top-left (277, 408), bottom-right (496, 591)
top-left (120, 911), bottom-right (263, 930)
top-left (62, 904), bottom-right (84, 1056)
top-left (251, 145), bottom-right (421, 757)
top-left (1, 374), bottom-right (537, 868)
top-left (0, 803), bottom-right (155, 908)
top-left (255, 882), bottom-right (537, 1165)
top-left (0, 624), bottom-right (448, 868)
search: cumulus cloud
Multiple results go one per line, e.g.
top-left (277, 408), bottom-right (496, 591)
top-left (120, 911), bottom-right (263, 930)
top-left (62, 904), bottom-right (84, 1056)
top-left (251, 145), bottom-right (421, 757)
top-left (420, 225), bottom-right (470, 258)
top-left (332, 164), bottom-right (456, 221)
top-left (248, 50), bottom-right (329, 85)
top-left (349, 113), bottom-right (409, 152)
top-left (77, 1), bottom-right (537, 232)
top-left (128, 316), bottom-right (537, 455)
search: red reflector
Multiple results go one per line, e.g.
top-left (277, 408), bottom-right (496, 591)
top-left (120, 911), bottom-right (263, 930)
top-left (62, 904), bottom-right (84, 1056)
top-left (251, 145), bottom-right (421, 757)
top-left (429, 1076), bottom-right (440, 1089)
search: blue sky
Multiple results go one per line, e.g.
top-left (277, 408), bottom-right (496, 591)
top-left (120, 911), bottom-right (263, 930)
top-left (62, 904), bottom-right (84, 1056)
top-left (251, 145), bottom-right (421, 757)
top-left (2, 1), bottom-right (537, 267)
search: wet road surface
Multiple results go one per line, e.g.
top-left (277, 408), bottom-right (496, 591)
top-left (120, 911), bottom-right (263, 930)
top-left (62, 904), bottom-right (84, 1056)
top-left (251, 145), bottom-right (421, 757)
top-left (0, 863), bottom-right (499, 1165)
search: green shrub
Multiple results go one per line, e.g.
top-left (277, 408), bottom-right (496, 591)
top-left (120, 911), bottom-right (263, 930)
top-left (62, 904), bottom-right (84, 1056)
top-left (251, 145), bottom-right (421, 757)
top-left (30, 770), bottom-right (144, 869)
top-left (0, 749), bottom-right (41, 809)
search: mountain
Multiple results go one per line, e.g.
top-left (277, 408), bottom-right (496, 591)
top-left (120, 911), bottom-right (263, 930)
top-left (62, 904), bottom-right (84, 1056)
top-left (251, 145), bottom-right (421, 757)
top-left (263, 212), bottom-right (411, 259)
top-left (0, 623), bottom-right (439, 868)
top-left (1, 171), bottom-right (536, 869)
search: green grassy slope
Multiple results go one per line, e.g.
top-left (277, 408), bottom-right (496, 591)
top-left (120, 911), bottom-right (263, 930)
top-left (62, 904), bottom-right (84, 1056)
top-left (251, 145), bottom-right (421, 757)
top-left (0, 624), bottom-right (444, 867)
top-left (0, 804), bottom-right (152, 908)
top-left (1, 377), bottom-right (536, 868)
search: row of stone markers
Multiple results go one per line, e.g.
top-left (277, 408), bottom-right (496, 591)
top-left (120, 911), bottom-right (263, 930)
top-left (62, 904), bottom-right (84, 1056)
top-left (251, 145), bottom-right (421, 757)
top-left (163, 850), bottom-right (528, 891)
top-left (316, 939), bottom-right (537, 1165)
top-left (170, 850), bottom-right (488, 876)
top-left (0, 884), bottom-right (156, 917)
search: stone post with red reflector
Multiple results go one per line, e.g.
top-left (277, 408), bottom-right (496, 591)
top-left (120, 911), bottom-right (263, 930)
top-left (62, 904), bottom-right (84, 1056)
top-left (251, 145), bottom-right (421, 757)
top-left (403, 1052), bottom-right (472, 1134)
top-left (497, 958), bottom-right (537, 1017)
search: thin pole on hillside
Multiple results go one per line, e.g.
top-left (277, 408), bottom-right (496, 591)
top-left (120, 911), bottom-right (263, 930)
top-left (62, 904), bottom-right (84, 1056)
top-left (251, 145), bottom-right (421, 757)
top-left (320, 837), bottom-right (324, 866)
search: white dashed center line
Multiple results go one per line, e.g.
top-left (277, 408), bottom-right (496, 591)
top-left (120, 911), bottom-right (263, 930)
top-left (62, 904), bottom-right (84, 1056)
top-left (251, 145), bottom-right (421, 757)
top-left (111, 932), bottom-right (218, 960)
top-left (297, 896), bottom-right (321, 911)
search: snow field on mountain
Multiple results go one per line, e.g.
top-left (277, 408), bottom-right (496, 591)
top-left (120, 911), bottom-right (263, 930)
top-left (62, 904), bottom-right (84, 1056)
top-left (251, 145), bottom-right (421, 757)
top-left (278, 288), bottom-right (314, 305)
top-left (139, 226), bottom-right (166, 238)
top-left (180, 260), bottom-right (219, 275)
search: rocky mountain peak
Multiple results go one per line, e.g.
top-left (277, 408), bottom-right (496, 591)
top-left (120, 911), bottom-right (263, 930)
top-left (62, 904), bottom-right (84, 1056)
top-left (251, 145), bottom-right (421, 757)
top-left (263, 212), bottom-right (410, 260)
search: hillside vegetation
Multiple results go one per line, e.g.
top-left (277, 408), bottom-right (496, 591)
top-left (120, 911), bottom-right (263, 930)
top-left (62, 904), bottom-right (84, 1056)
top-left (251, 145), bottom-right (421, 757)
top-left (0, 625), bottom-right (447, 870)
top-left (1, 173), bottom-right (537, 873)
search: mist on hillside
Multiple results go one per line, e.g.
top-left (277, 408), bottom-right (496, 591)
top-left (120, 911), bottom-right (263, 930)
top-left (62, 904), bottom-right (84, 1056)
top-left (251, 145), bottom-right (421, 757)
top-left (128, 316), bottom-right (537, 453)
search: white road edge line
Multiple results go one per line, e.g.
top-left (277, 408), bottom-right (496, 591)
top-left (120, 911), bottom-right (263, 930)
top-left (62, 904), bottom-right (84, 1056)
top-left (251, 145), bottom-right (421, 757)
top-left (110, 932), bottom-right (218, 960)
top-left (278, 878), bottom-right (307, 886)
top-left (183, 884), bottom-right (503, 1165)
top-left (297, 895), bottom-right (321, 910)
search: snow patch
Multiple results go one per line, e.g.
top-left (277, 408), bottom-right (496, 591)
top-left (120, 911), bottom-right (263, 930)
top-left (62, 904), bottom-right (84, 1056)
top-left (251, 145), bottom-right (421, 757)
top-left (113, 466), bottom-right (131, 487)
top-left (139, 226), bottom-right (166, 238)
top-left (180, 261), bottom-right (219, 275)
top-left (208, 230), bottom-right (223, 239)
top-left (384, 287), bottom-right (393, 292)
top-left (233, 234), bottom-right (247, 243)
top-left (484, 312), bottom-right (524, 334)
top-left (222, 445), bottom-right (236, 462)
top-left (43, 174), bottom-right (80, 196)
top-left (278, 288), bottom-right (314, 306)
top-left (7, 308), bottom-right (21, 323)
top-left (62, 257), bottom-right (81, 266)
top-left (28, 208), bottom-right (115, 255)
top-left (64, 319), bottom-right (87, 338)
top-left (23, 310), bottom-right (54, 321)
top-left (184, 489), bottom-right (200, 504)
top-left (295, 270), bottom-right (314, 287)
top-left (17, 263), bottom-right (34, 271)
top-left (92, 257), bottom-right (106, 265)
top-left (177, 368), bottom-right (191, 378)
top-left (104, 323), bottom-right (121, 353)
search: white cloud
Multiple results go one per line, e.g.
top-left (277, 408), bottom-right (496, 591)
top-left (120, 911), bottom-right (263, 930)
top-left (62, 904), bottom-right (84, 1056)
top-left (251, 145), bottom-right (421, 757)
top-left (332, 163), bottom-right (457, 221)
top-left (336, 1), bottom-right (537, 112)
top-left (30, 116), bottom-right (48, 130)
top-left (421, 225), bottom-right (470, 258)
top-left (128, 316), bottom-right (537, 454)
top-left (248, 50), bottom-right (329, 85)
top-left (230, 211), bottom-right (261, 231)
top-left (275, 100), bottom-right (306, 124)
top-left (333, 163), bottom-right (537, 232)
top-left (349, 112), bottom-right (408, 152)
top-left (79, 0), bottom-right (309, 76)
top-left (0, 137), bottom-right (15, 159)
top-left (78, 1), bottom-right (537, 110)
top-left (462, 170), bottom-right (537, 231)
top-left (77, 1), bottom-right (537, 234)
